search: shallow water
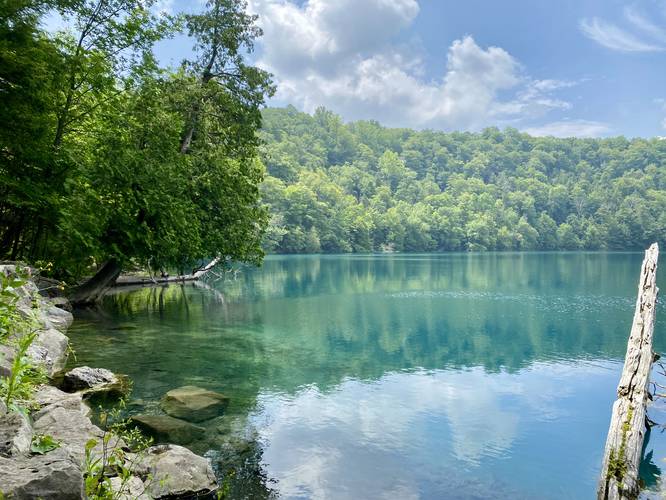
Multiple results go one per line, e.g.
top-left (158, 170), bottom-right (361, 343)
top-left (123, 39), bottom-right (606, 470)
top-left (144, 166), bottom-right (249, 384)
top-left (68, 253), bottom-right (666, 499)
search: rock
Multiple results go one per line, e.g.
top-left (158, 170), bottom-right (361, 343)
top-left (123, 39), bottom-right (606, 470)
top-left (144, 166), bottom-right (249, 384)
top-left (27, 327), bottom-right (69, 376)
top-left (130, 415), bottom-right (205, 445)
top-left (0, 399), bottom-right (6, 415)
top-left (32, 402), bottom-right (107, 464)
top-left (160, 386), bottom-right (229, 423)
top-left (109, 475), bottom-right (150, 500)
top-left (0, 447), bottom-right (85, 499)
top-left (49, 296), bottom-right (72, 312)
top-left (62, 366), bottom-right (129, 400)
top-left (138, 444), bottom-right (217, 499)
top-left (44, 305), bottom-right (73, 332)
top-left (34, 385), bottom-right (89, 416)
top-left (0, 344), bottom-right (16, 378)
top-left (0, 411), bottom-right (32, 457)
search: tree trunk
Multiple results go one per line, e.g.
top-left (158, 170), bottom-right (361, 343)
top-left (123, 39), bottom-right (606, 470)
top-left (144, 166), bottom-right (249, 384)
top-left (598, 243), bottom-right (659, 500)
top-left (113, 257), bottom-right (221, 287)
top-left (69, 259), bottom-right (122, 306)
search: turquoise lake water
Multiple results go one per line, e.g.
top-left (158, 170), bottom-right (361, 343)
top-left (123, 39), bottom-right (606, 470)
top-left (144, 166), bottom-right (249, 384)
top-left (67, 253), bottom-right (666, 499)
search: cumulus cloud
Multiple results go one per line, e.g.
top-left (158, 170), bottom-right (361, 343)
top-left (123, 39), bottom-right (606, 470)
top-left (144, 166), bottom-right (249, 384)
top-left (249, 0), bottom-right (580, 131)
top-left (523, 120), bottom-right (611, 138)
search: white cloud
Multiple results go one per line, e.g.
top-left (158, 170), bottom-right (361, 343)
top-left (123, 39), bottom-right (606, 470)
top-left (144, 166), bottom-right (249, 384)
top-left (624, 6), bottom-right (666, 43)
top-left (580, 6), bottom-right (666, 52)
top-left (250, 0), bottom-right (579, 131)
top-left (523, 119), bottom-right (611, 138)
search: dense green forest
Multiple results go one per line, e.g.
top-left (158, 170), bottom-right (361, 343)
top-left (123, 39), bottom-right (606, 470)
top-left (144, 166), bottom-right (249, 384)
top-left (0, 0), bottom-right (271, 289)
top-left (259, 107), bottom-right (666, 253)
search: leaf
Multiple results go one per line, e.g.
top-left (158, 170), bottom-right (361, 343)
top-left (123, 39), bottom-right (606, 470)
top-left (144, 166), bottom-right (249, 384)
top-left (31, 434), bottom-right (61, 455)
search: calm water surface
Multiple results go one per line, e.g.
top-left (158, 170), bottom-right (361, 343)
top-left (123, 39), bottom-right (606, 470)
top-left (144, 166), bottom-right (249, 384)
top-left (68, 253), bottom-right (666, 499)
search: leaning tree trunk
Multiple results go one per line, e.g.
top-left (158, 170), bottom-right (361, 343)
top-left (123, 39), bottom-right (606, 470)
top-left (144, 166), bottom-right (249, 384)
top-left (598, 243), bottom-right (659, 500)
top-left (69, 259), bottom-right (122, 306)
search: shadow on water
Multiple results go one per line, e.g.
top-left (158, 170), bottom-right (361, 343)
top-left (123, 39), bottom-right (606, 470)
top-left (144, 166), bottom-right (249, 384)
top-left (67, 253), bottom-right (666, 499)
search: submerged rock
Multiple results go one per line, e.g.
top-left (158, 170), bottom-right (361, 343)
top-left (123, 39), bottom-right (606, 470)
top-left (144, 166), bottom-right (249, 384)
top-left (62, 366), bottom-right (128, 399)
top-left (138, 444), bottom-right (217, 499)
top-left (0, 411), bottom-right (32, 457)
top-left (160, 385), bottom-right (229, 423)
top-left (130, 414), bottom-right (205, 445)
top-left (0, 447), bottom-right (85, 499)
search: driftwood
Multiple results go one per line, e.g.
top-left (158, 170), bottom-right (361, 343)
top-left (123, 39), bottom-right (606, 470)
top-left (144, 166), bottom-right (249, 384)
top-left (598, 243), bottom-right (659, 500)
top-left (113, 257), bottom-right (221, 287)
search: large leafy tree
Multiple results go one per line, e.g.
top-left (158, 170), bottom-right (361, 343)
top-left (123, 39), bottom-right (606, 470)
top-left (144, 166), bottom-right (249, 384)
top-left (0, 0), bottom-right (274, 303)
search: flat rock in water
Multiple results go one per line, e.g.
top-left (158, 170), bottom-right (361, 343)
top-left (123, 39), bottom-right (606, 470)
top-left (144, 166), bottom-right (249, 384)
top-left (130, 414), bottom-right (205, 445)
top-left (160, 385), bottom-right (229, 423)
top-left (138, 444), bottom-right (217, 499)
top-left (0, 411), bottom-right (32, 457)
top-left (0, 447), bottom-right (85, 499)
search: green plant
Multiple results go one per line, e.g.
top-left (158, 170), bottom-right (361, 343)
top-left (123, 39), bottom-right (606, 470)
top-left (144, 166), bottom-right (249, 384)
top-left (83, 398), bottom-right (153, 499)
top-left (0, 331), bottom-right (46, 412)
top-left (0, 270), bottom-right (27, 343)
top-left (31, 433), bottom-right (61, 455)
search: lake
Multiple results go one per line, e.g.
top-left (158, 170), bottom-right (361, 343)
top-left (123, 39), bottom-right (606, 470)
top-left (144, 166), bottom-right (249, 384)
top-left (68, 253), bottom-right (666, 499)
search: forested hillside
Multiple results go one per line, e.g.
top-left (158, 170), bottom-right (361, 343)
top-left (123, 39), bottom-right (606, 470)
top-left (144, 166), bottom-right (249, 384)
top-left (259, 106), bottom-right (666, 253)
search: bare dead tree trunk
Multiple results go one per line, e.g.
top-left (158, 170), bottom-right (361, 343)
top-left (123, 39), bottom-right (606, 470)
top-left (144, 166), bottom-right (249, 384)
top-left (598, 243), bottom-right (659, 500)
top-left (69, 259), bottom-right (122, 306)
top-left (113, 257), bottom-right (221, 287)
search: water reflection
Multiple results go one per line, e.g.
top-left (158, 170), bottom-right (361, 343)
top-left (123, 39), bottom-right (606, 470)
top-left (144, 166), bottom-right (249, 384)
top-left (67, 253), bottom-right (666, 499)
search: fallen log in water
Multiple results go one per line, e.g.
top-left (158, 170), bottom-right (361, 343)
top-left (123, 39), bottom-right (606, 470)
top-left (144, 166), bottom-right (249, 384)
top-left (113, 257), bottom-right (221, 287)
top-left (598, 243), bottom-right (659, 500)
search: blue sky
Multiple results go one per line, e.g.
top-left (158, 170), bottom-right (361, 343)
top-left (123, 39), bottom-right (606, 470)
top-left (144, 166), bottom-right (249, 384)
top-left (122, 1), bottom-right (666, 137)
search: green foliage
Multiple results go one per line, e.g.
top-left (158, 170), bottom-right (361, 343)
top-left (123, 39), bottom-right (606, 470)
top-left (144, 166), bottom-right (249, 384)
top-left (30, 433), bottom-right (61, 454)
top-left (0, 330), bottom-right (46, 411)
top-left (0, 271), bottom-right (27, 342)
top-left (84, 399), bottom-right (153, 500)
top-left (0, 1), bottom-right (272, 281)
top-left (260, 107), bottom-right (666, 253)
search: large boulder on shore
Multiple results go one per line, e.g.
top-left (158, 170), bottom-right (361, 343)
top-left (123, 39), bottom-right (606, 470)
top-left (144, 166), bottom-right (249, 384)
top-left (0, 411), bottom-right (32, 457)
top-left (130, 414), bottom-right (205, 445)
top-left (62, 366), bottom-right (128, 399)
top-left (137, 444), bottom-right (217, 499)
top-left (160, 385), bottom-right (229, 423)
top-left (0, 447), bottom-right (85, 499)
top-left (32, 397), bottom-right (108, 464)
top-left (44, 305), bottom-right (73, 332)
top-left (28, 327), bottom-right (69, 376)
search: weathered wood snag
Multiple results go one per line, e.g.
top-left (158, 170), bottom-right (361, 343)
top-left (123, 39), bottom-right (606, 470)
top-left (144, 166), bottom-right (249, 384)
top-left (598, 243), bottom-right (659, 500)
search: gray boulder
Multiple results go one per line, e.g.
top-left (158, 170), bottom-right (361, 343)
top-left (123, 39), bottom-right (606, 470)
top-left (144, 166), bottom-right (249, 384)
top-left (34, 385), bottom-right (89, 416)
top-left (0, 447), bottom-right (84, 499)
top-left (0, 398), bottom-right (6, 415)
top-left (32, 402), bottom-right (107, 464)
top-left (28, 327), bottom-right (69, 376)
top-left (138, 444), bottom-right (217, 499)
top-left (44, 305), bottom-right (73, 332)
top-left (161, 385), bottom-right (229, 423)
top-left (0, 411), bottom-right (32, 457)
top-left (49, 296), bottom-right (72, 312)
top-left (62, 366), bottom-right (128, 398)
top-left (130, 414), bottom-right (205, 445)
top-left (109, 475), bottom-right (150, 500)
top-left (0, 344), bottom-right (15, 378)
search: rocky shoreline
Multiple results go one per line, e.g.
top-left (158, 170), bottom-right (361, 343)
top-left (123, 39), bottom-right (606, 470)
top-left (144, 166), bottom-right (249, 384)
top-left (0, 265), bottom-right (219, 499)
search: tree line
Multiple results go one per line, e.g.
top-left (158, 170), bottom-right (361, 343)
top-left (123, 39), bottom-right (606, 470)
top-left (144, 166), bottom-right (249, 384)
top-left (259, 106), bottom-right (666, 253)
top-left (0, 0), bottom-right (272, 294)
